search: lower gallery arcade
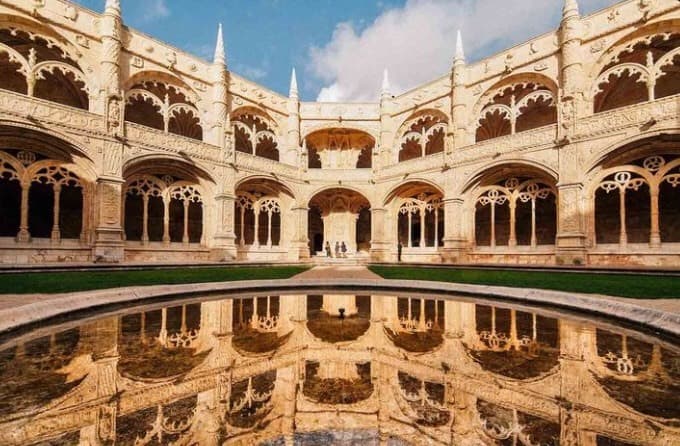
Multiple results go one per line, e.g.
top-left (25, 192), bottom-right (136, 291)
top-left (1, 130), bottom-right (679, 266)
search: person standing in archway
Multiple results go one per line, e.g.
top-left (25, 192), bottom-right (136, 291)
top-left (341, 241), bottom-right (347, 258)
top-left (325, 241), bottom-right (332, 258)
top-left (335, 241), bottom-right (340, 258)
top-left (398, 241), bottom-right (403, 262)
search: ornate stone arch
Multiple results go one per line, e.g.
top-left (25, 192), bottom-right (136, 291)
top-left (584, 136), bottom-right (680, 248)
top-left (231, 106), bottom-right (280, 161)
top-left (395, 109), bottom-right (449, 163)
top-left (472, 73), bottom-right (558, 143)
top-left (0, 17), bottom-right (96, 109)
top-left (304, 127), bottom-right (376, 169)
top-left (589, 21), bottom-right (680, 113)
top-left (459, 159), bottom-right (558, 196)
top-left (122, 153), bottom-right (216, 185)
top-left (123, 71), bottom-right (203, 140)
top-left (382, 179), bottom-right (445, 208)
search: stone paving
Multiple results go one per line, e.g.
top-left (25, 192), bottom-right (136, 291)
top-left (293, 266), bottom-right (381, 280)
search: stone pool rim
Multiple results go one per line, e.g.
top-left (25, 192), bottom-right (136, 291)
top-left (1, 279), bottom-right (679, 340)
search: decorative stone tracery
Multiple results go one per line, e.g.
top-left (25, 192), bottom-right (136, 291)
top-left (475, 178), bottom-right (556, 248)
top-left (398, 112), bottom-right (447, 162)
top-left (475, 82), bottom-right (557, 143)
top-left (123, 174), bottom-right (204, 246)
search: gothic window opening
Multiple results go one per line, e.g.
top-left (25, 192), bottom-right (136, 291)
top-left (305, 128), bottom-right (374, 169)
top-left (232, 110), bottom-right (279, 161)
top-left (475, 177), bottom-right (556, 248)
top-left (398, 113), bottom-right (447, 162)
top-left (0, 27), bottom-right (91, 110)
top-left (593, 31), bottom-right (680, 113)
top-left (123, 175), bottom-right (205, 246)
top-left (476, 82), bottom-right (556, 143)
top-left (593, 154), bottom-right (680, 247)
top-left (124, 79), bottom-right (203, 140)
top-left (307, 188), bottom-right (371, 256)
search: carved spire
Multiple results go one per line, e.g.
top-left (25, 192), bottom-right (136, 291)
top-left (214, 23), bottom-right (226, 66)
top-left (104, 0), bottom-right (121, 16)
top-left (563, 0), bottom-right (579, 21)
top-left (381, 68), bottom-right (390, 98)
top-left (455, 30), bottom-right (465, 63)
top-left (289, 67), bottom-right (298, 99)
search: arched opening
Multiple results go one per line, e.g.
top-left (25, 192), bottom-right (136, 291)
top-left (123, 159), bottom-right (211, 247)
top-left (0, 128), bottom-right (94, 247)
top-left (476, 82), bottom-right (556, 143)
top-left (473, 170), bottom-right (557, 250)
top-left (306, 294), bottom-right (371, 343)
top-left (398, 112), bottom-right (447, 162)
top-left (234, 178), bottom-right (294, 254)
top-left (124, 78), bottom-right (203, 141)
top-left (308, 188), bottom-right (371, 257)
top-left (232, 109), bottom-right (279, 161)
top-left (0, 27), bottom-right (90, 110)
top-left (593, 31), bottom-right (680, 113)
top-left (305, 128), bottom-right (374, 169)
top-left (386, 181), bottom-right (444, 252)
top-left (592, 150), bottom-right (680, 249)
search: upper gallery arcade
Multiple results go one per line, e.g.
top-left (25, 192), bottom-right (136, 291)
top-left (0, 0), bottom-right (678, 267)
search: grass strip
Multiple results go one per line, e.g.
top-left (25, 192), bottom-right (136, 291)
top-left (369, 265), bottom-right (680, 299)
top-left (0, 266), bottom-right (309, 294)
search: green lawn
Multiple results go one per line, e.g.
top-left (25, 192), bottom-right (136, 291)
top-left (369, 265), bottom-right (680, 299)
top-left (0, 266), bottom-right (309, 295)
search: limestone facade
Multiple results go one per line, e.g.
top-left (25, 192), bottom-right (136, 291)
top-left (0, 0), bottom-right (679, 266)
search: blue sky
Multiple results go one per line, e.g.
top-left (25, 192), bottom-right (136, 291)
top-left (74, 0), bottom-right (617, 101)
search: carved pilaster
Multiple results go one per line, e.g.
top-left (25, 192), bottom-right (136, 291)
top-left (370, 207), bottom-right (390, 261)
top-left (99, 0), bottom-right (123, 115)
top-left (556, 182), bottom-right (588, 265)
top-left (288, 204), bottom-right (310, 260)
top-left (92, 176), bottom-right (125, 262)
top-left (441, 197), bottom-right (468, 263)
top-left (211, 191), bottom-right (237, 260)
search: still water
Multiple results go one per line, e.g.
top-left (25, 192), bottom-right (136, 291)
top-left (0, 292), bottom-right (678, 445)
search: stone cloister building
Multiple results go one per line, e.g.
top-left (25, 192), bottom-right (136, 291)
top-left (0, 0), bottom-right (679, 266)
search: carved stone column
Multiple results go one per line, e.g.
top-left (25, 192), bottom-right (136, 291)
top-left (370, 207), bottom-right (390, 261)
top-left (441, 197), bottom-right (468, 263)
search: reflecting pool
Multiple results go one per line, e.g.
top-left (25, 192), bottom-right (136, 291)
top-left (0, 292), bottom-right (678, 445)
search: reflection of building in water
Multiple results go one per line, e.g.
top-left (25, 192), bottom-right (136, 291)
top-left (0, 295), bottom-right (678, 445)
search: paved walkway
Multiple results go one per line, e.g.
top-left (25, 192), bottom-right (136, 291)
top-left (294, 265), bottom-right (381, 280)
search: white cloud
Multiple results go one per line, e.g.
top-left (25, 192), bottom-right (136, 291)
top-left (308, 0), bottom-right (615, 102)
top-left (142, 0), bottom-right (170, 22)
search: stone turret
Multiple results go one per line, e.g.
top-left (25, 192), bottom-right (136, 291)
top-left (210, 23), bottom-right (229, 148)
top-left (100, 0), bottom-right (122, 98)
top-left (379, 68), bottom-right (391, 167)
top-left (451, 30), bottom-right (467, 150)
top-left (285, 68), bottom-right (301, 166)
top-left (560, 0), bottom-right (583, 99)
